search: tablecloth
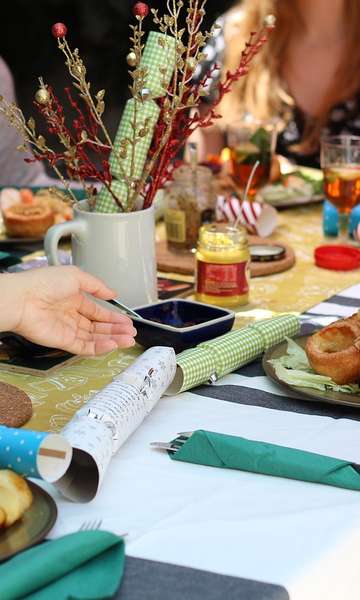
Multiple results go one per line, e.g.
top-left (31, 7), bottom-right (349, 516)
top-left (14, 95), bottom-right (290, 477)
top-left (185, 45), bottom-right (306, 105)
top-left (2, 203), bottom-right (360, 433)
top-left (2, 203), bottom-right (360, 599)
top-left (31, 283), bottom-right (360, 600)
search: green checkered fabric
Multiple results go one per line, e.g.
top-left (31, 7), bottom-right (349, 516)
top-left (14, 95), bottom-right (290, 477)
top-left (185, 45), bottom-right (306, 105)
top-left (95, 31), bottom-right (175, 213)
top-left (249, 315), bottom-right (300, 348)
top-left (95, 98), bottom-right (160, 213)
top-left (95, 180), bottom-right (129, 213)
top-left (140, 32), bottom-right (176, 98)
top-left (176, 347), bottom-right (217, 392)
top-left (176, 314), bottom-right (300, 393)
top-left (109, 99), bottom-right (160, 179)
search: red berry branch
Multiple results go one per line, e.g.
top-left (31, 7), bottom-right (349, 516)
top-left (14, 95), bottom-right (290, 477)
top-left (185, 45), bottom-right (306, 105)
top-left (0, 6), bottom-right (274, 212)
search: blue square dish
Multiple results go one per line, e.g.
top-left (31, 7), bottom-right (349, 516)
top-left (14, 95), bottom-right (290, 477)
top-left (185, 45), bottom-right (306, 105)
top-left (132, 299), bottom-right (235, 352)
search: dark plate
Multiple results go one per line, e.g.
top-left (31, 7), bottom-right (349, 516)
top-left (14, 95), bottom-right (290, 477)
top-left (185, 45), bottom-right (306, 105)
top-left (132, 299), bottom-right (235, 353)
top-left (263, 334), bottom-right (360, 408)
top-left (0, 480), bottom-right (57, 561)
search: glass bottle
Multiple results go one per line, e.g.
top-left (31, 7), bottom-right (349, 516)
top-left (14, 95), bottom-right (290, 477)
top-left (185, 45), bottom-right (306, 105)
top-left (164, 165), bottom-right (215, 253)
top-left (195, 223), bottom-right (250, 307)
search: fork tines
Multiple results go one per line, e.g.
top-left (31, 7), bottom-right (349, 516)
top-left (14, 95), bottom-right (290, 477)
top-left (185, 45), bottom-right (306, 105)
top-left (150, 434), bottom-right (191, 453)
top-left (79, 518), bottom-right (103, 531)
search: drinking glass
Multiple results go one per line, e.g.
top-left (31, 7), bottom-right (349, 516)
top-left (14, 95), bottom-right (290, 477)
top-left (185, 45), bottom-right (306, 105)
top-left (321, 135), bottom-right (360, 240)
top-left (227, 114), bottom-right (278, 199)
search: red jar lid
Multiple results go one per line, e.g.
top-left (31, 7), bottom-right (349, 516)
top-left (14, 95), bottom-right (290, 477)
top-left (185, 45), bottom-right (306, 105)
top-left (315, 245), bottom-right (360, 271)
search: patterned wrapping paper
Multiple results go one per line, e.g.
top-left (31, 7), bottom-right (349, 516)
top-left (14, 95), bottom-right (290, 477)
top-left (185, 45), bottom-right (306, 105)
top-left (56, 346), bottom-right (177, 502)
top-left (96, 99), bottom-right (160, 213)
top-left (140, 32), bottom-right (176, 98)
top-left (95, 31), bottom-right (176, 213)
top-left (94, 180), bottom-right (129, 214)
top-left (109, 98), bottom-right (161, 180)
top-left (166, 314), bottom-right (300, 394)
top-left (0, 425), bottom-right (72, 482)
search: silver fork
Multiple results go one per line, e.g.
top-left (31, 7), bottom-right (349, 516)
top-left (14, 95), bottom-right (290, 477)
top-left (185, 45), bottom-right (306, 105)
top-left (150, 431), bottom-right (193, 453)
top-left (78, 518), bottom-right (103, 531)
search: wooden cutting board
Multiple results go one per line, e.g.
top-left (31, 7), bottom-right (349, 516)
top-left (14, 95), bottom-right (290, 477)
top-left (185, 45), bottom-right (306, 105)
top-left (156, 236), bottom-right (295, 278)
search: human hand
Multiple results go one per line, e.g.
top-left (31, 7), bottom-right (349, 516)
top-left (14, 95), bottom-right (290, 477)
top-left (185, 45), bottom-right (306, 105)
top-left (0, 266), bottom-right (137, 355)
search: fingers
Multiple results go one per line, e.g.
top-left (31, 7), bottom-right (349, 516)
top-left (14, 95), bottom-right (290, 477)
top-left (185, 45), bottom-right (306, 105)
top-left (75, 326), bottom-right (137, 348)
top-left (66, 337), bottom-right (117, 356)
top-left (76, 312), bottom-right (136, 337)
top-left (78, 294), bottom-right (134, 327)
top-left (68, 334), bottom-right (136, 356)
top-left (91, 322), bottom-right (137, 336)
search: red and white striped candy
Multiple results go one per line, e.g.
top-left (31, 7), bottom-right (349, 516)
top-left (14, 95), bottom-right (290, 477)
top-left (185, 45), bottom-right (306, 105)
top-left (216, 195), bottom-right (277, 237)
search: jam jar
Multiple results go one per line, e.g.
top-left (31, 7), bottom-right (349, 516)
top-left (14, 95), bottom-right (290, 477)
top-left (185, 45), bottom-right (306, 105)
top-left (195, 223), bottom-right (250, 307)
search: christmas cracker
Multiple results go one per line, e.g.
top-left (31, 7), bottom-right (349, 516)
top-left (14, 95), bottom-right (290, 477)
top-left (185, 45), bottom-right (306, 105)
top-left (0, 425), bottom-right (72, 483)
top-left (95, 31), bottom-right (176, 213)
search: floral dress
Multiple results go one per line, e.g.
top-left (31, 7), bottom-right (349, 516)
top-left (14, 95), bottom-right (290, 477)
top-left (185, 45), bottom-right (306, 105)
top-left (194, 18), bottom-right (360, 168)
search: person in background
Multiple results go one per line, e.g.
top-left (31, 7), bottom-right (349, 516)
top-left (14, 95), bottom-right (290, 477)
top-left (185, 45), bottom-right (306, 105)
top-left (193, 0), bottom-right (360, 168)
top-left (0, 57), bottom-right (49, 186)
top-left (0, 266), bottom-right (136, 355)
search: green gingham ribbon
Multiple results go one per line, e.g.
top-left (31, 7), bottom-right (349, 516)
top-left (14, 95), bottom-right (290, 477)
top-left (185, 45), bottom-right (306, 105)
top-left (95, 98), bottom-right (160, 213)
top-left (168, 314), bottom-right (300, 394)
top-left (140, 32), bottom-right (176, 98)
top-left (95, 31), bottom-right (176, 213)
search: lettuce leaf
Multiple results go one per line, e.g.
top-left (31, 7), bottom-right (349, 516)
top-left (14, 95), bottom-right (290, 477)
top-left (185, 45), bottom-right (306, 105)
top-left (269, 338), bottom-right (360, 394)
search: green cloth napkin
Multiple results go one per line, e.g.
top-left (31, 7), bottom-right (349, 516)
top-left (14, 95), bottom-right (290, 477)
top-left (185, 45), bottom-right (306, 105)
top-left (169, 314), bottom-right (300, 393)
top-left (170, 429), bottom-right (360, 492)
top-left (0, 530), bottom-right (125, 600)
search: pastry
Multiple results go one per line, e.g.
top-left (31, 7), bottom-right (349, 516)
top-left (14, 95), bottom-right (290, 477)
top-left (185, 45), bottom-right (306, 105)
top-left (305, 312), bottom-right (360, 384)
top-left (2, 203), bottom-right (54, 238)
top-left (0, 470), bottom-right (33, 528)
top-left (0, 187), bottom-right (73, 238)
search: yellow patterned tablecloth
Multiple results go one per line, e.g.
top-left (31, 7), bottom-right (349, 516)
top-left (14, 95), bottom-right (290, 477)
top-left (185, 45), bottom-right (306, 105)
top-left (3, 203), bottom-right (360, 433)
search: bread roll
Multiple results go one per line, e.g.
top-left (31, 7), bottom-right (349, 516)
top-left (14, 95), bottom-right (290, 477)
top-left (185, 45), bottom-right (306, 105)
top-left (0, 470), bottom-right (33, 528)
top-left (305, 312), bottom-right (360, 384)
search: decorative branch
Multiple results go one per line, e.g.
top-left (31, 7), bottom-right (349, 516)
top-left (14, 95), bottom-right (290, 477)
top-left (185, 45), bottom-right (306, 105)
top-left (0, 7), bottom-right (275, 213)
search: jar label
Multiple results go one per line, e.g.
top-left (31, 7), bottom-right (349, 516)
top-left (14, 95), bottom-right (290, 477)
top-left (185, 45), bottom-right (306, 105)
top-left (165, 209), bottom-right (186, 243)
top-left (196, 260), bottom-right (249, 297)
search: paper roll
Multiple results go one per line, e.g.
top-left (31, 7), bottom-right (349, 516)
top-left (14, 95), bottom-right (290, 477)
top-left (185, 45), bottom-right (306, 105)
top-left (166, 315), bottom-right (300, 394)
top-left (57, 347), bottom-right (177, 502)
top-left (0, 425), bottom-right (72, 483)
top-left (140, 32), bottom-right (176, 98)
top-left (95, 98), bottom-right (160, 213)
top-left (95, 180), bottom-right (128, 214)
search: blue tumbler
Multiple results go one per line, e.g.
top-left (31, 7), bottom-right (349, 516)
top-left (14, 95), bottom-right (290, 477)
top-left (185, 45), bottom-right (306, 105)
top-left (323, 200), bottom-right (360, 237)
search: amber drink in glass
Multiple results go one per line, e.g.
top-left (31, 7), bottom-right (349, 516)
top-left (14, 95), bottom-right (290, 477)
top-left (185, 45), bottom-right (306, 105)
top-left (321, 136), bottom-right (360, 239)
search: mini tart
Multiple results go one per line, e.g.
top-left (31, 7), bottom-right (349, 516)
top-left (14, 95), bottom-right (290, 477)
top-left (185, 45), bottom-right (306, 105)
top-left (2, 202), bottom-right (54, 238)
top-left (305, 317), bottom-right (360, 385)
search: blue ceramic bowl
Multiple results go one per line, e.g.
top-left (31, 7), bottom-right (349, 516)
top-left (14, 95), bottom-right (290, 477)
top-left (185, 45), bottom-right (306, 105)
top-left (132, 299), bottom-right (235, 352)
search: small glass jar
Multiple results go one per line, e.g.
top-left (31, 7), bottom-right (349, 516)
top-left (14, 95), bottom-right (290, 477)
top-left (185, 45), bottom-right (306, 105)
top-left (195, 223), bottom-right (250, 307)
top-left (164, 165), bottom-right (215, 253)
